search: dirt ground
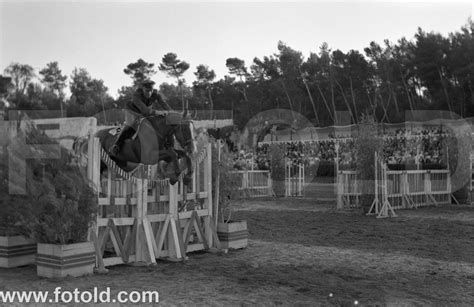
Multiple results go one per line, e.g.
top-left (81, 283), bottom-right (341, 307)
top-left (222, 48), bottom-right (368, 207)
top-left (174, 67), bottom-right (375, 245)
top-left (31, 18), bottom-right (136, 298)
top-left (1, 198), bottom-right (474, 306)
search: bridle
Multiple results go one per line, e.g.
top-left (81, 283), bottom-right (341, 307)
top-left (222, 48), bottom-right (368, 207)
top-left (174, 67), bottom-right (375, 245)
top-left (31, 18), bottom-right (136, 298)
top-left (141, 114), bottom-right (194, 152)
top-left (174, 120), bottom-right (195, 151)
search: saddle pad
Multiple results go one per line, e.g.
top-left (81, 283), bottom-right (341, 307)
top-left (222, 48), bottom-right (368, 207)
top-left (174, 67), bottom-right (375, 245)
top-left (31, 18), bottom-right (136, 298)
top-left (108, 126), bottom-right (139, 140)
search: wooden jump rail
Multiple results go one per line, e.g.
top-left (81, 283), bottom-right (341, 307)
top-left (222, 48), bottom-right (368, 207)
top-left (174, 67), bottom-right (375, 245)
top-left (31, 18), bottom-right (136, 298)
top-left (87, 135), bottom-right (219, 269)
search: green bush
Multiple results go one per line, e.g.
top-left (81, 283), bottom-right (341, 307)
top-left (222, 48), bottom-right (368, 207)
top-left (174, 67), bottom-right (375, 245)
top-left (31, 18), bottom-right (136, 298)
top-left (355, 114), bottom-right (383, 211)
top-left (211, 140), bottom-right (241, 223)
top-left (32, 160), bottom-right (97, 244)
top-left (0, 187), bottom-right (33, 237)
top-left (0, 123), bottom-right (46, 237)
top-left (1, 123), bottom-right (97, 244)
top-left (268, 144), bottom-right (286, 197)
top-left (387, 163), bottom-right (446, 170)
top-left (445, 128), bottom-right (471, 203)
top-left (315, 161), bottom-right (336, 177)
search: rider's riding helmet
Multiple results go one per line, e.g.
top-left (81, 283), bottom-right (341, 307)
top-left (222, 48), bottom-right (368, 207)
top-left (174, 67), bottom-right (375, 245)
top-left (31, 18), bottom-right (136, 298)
top-left (141, 79), bottom-right (155, 90)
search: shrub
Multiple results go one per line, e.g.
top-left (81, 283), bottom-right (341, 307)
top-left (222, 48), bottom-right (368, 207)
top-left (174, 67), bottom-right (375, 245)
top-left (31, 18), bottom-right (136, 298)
top-left (0, 123), bottom-right (45, 237)
top-left (32, 160), bottom-right (97, 244)
top-left (212, 140), bottom-right (241, 223)
top-left (355, 114), bottom-right (383, 211)
top-left (445, 127), bottom-right (471, 203)
top-left (2, 123), bottom-right (97, 244)
top-left (387, 163), bottom-right (446, 170)
top-left (268, 143), bottom-right (286, 197)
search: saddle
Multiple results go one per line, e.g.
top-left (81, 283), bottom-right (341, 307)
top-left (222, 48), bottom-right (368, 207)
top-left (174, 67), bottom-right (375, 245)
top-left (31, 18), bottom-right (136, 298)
top-left (107, 125), bottom-right (139, 141)
top-left (108, 116), bottom-right (150, 138)
top-left (107, 114), bottom-right (174, 146)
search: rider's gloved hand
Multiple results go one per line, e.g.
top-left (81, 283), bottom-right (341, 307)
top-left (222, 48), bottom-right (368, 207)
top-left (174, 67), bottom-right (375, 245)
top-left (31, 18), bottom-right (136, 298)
top-left (154, 110), bottom-right (168, 116)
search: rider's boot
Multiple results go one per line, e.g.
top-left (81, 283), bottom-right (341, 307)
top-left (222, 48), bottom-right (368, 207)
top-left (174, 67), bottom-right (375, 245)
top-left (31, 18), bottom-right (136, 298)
top-left (109, 126), bottom-right (134, 156)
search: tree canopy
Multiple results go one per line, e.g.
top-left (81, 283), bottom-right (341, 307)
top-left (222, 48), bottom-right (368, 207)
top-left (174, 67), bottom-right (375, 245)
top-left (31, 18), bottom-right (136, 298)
top-left (1, 19), bottom-right (473, 128)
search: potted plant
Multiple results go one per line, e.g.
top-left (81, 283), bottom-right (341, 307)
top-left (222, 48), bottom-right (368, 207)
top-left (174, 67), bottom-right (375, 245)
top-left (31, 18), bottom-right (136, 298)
top-left (0, 188), bottom-right (37, 268)
top-left (355, 114), bottom-right (383, 213)
top-left (22, 127), bottom-right (98, 278)
top-left (212, 140), bottom-right (248, 249)
top-left (0, 128), bottom-right (37, 268)
top-left (269, 143), bottom-right (286, 197)
top-left (446, 129), bottom-right (471, 204)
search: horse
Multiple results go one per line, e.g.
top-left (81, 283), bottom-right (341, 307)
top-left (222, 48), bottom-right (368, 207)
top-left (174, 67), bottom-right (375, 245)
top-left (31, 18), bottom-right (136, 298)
top-left (76, 111), bottom-right (196, 185)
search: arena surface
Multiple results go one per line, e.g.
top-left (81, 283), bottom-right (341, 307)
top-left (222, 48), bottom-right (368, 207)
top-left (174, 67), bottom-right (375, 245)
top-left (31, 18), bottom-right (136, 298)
top-left (1, 198), bottom-right (474, 305)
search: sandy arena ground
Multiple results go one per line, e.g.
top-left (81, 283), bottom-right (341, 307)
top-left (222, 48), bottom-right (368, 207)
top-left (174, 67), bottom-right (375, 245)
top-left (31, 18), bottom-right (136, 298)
top-left (1, 198), bottom-right (474, 306)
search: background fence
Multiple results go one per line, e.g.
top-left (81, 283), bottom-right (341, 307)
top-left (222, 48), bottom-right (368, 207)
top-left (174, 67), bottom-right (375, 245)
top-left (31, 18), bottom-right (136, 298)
top-left (337, 157), bottom-right (452, 212)
top-left (232, 170), bottom-right (273, 198)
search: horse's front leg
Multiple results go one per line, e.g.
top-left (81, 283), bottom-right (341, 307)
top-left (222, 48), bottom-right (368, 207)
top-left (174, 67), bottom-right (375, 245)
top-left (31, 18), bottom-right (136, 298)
top-left (159, 149), bottom-right (179, 170)
top-left (174, 149), bottom-right (193, 185)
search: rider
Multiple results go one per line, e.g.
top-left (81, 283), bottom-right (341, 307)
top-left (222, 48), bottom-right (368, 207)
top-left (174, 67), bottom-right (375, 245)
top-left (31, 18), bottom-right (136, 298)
top-left (109, 79), bottom-right (172, 156)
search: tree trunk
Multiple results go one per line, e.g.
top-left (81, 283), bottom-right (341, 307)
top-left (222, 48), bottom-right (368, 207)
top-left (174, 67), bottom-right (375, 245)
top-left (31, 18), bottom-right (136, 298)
top-left (366, 89), bottom-right (376, 116)
top-left (301, 76), bottom-right (320, 126)
top-left (59, 100), bottom-right (64, 118)
top-left (349, 77), bottom-right (358, 123)
top-left (101, 99), bottom-right (107, 123)
top-left (330, 74), bottom-right (336, 124)
top-left (399, 68), bottom-right (415, 112)
top-left (335, 79), bottom-right (356, 124)
top-left (315, 83), bottom-right (335, 123)
top-left (373, 88), bottom-right (379, 121)
top-left (380, 92), bottom-right (391, 123)
top-left (469, 79), bottom-right (474, 109)
top-left (389, 83), bottom-right (400, 114)
top-left (437, 67), bottom-right (453, 114)
top-left (242, 86), bottom-right (248, 102)
top-left (207, 88), bottom-right (214, 119)
top-left (177, 77), bottom-right (185, 111)
top-left (281, 80), bottom-right (294, 112)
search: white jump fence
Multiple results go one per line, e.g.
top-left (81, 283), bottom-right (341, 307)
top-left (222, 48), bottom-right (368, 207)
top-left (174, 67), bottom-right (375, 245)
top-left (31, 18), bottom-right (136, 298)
top-left (337, 152), bottom-right (452, 217)
top-left (285, 161), bottom-right (305, 197)
top-left (232, 164), bottom-right (305, 198)
top-left (336, 171), bottom-right (360, 209)
top-left (233, 161), bottom-right (305, 198)
top-left (87, 135), bottom-right (218, 268)
top-left (233, 170), bottom-right (274, 198)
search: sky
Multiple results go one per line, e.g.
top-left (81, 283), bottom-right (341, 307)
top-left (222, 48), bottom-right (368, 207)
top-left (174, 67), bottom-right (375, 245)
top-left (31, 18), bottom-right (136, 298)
top-left (1, 0), bottom-right (473, 99)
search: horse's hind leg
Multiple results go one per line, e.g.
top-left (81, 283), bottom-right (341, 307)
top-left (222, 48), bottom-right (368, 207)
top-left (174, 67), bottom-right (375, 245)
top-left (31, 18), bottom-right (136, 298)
top-left (100, 161), bottom-right (107, 175)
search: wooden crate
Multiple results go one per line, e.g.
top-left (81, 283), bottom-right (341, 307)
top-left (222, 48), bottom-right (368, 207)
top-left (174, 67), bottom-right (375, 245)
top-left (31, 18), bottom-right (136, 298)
top-left (0, 236), bottom-right (36, 268)
top-left (36, 241), bottom-right (95, 278)
top-left (217, 221), bottom-right (248, 249)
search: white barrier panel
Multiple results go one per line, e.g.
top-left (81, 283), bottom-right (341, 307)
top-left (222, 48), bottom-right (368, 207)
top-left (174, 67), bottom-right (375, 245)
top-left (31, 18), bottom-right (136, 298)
top-left (233, 170), bottom-right (273, 198)
top-left (337, 155), bottom-right (452, 214)
top-left (285, 162), bottom-right (305, 197)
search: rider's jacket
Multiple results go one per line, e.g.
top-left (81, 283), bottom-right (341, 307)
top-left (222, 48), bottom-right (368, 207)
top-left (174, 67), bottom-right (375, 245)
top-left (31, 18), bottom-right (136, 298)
top-left (126, 88), bottom-right (171, 117)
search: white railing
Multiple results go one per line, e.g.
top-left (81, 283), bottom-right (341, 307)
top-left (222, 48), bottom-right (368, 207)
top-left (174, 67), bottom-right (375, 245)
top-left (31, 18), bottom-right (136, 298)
top-left (386, 169), bottom-right (451, 209)
top-left (337, 171), bottom-right (361, 209)
top-left (232, 170), bottom-right (273, 198)
top-left (337, 168), bottom-right (452, 211)
top-left (285, 162), bottom-right (305, 197)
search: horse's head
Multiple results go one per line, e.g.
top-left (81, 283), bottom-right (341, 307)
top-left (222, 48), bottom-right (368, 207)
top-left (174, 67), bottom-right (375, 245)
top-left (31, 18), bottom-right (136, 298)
top-left (143, 111), bottom-right (196, 185)
top-left (167, 110), bottom-right (197, 185)
top-left (165, 111), bottom-right (197, 155)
